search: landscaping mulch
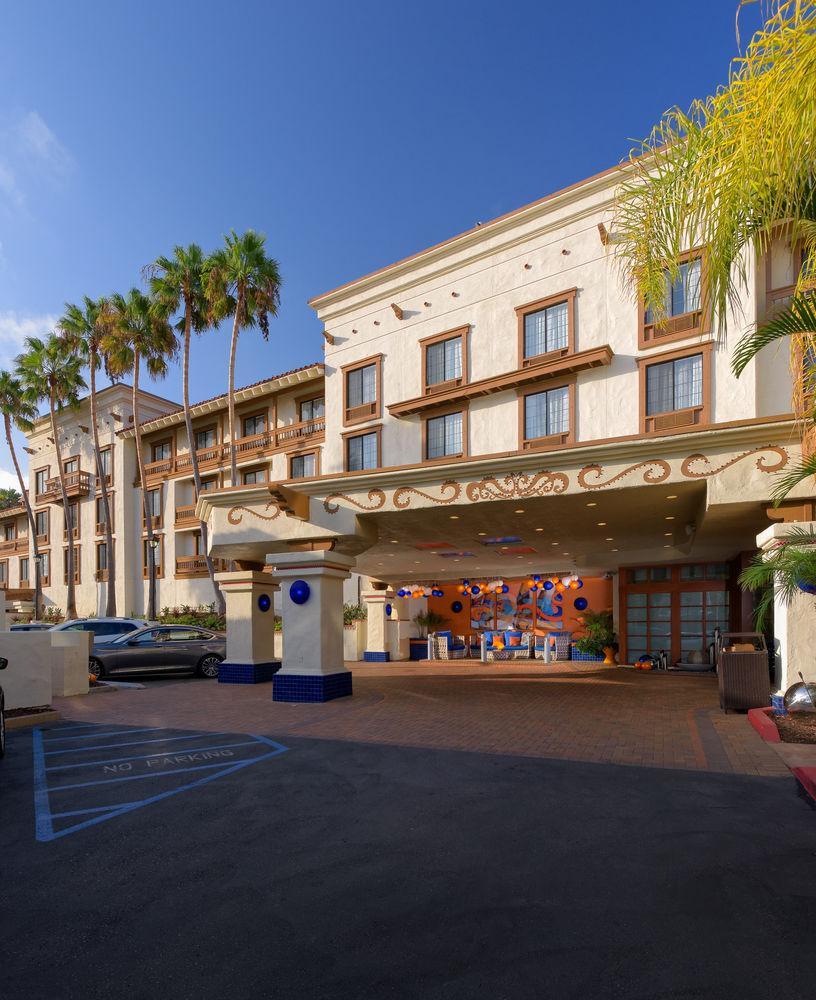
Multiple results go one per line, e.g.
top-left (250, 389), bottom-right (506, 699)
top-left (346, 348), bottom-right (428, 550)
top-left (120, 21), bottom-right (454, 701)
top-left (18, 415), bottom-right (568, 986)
top-left (6, 706), bottom-right (52, 719)
top-left (774, 712), bottom-right (816, 744)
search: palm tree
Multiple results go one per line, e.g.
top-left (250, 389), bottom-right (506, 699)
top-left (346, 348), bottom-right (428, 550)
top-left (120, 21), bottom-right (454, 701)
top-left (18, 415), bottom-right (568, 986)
top-left (106, 289), bottom-right (177, 621)
top-left (0, 486), bottom-right (22, 510)
top-left (16, 335), bottom-right (86, 620)
top-left (204, 230), bottom-right (282, 484)
top-left (614, 2), bottom-right (816, 500)
top-left (57, 296), bottom-right (118, 616)
top-left (147, 245), bottom-right (225, 614)
top-left (739, 525), bottom-right (816, 629)
top-left (0, 372), bottom-right (43, 618)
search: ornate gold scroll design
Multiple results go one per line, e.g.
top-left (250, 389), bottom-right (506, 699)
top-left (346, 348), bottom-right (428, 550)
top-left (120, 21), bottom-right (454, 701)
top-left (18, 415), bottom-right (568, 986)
top-left (680, 446), bottom-right (789, 479)
top-left (323, 488), bottom-right (387, 515)
top-left (393, 480), bottom-right (462, 509)
top-left (465, 470), bottom-right (569, 502)
top-left (227, 502), bottom-right (282, 525)
top-left (577, 459), bottom-right (672, 490)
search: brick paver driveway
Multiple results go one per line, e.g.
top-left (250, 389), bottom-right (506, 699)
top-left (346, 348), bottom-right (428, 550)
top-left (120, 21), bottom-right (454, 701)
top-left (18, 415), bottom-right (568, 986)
top-left (56, 661), bottom-right (786, 777)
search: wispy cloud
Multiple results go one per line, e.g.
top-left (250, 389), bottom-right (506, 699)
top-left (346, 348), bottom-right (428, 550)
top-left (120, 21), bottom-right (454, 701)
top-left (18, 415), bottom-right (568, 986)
top-left (16, 111), bottom-right (73, 178)
top-left (0, 110), bottom-right (74, 210)
top-left (0, 310), bottom-right (57, 370)
top-left (0, 468), bottom-right (20, 491)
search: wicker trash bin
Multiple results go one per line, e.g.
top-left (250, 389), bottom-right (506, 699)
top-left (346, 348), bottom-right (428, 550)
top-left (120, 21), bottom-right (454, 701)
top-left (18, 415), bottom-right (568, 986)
top-left (716, 631), bottom-right (770, 712)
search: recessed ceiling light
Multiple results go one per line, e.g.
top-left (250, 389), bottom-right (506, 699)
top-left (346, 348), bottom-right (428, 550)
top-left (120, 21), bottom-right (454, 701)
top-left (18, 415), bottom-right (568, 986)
top-left (477, 531), bottom-right (486, 536)
top-left (586, 502), bottom-right (597, 507)
top-left (611, 547), bottom-right (619, 552)
top-left (666, 495), bottom-right (678, 500)
top-left (605, 537), bottom-right (613, 541)
top-left (449, 515), bottom-right (459, 519)
top-left (597, 521), bottom-right (607, 526)
top-left (390, 540), bottom-right (399, 544)
top-left (665, 516), bottom-right (675, 521)
top-left (535, 527), bottom-right (544, 532)
top-left (663, 544), bottom-right (671, 548)
top-left (413, 560), bottom-right (420, 564)
top-left (551, 541), bottom-right (559, 545)
top-left (514, 508), bottom-right (525, 514)
top-left (664, 532), bottom-right (672, 537)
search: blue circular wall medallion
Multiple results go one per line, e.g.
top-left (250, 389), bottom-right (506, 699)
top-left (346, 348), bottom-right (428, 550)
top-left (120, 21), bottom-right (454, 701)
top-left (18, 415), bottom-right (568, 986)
top-left (257, 593), bottom-right (271, 613)
top-left (385, 603), bottom-right (392, 617)
top-left (451, 600), bottom-right (463, 614)
top-left (289, 579), bottom-right (311, 605)
top-left (573, 597), bottom-right (588, 611)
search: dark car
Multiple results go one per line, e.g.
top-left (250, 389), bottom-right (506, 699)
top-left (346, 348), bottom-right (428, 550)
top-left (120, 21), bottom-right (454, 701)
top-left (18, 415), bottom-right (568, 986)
top-left (0, 656), bottom-right (8, 758)
top-left (89, 625), bottom-right (225, 679)
top-left (9, 622), bottom-right (54, 632)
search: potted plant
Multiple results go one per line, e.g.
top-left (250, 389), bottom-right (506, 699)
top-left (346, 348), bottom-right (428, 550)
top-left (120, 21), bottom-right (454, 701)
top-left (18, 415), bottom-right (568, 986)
top-left (573, 609), bottom-right (617, 665)
top-left (409, 610), bottom-right (447, 661)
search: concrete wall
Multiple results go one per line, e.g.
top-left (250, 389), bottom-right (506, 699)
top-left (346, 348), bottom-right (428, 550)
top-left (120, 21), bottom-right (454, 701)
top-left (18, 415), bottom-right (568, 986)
top-left (0, 633), bottom-right (54, 709)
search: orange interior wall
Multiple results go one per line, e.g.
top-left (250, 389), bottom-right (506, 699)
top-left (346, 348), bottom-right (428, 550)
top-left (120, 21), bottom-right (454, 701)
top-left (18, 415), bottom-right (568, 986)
top-left (427, 576), bottom-right (612, 634)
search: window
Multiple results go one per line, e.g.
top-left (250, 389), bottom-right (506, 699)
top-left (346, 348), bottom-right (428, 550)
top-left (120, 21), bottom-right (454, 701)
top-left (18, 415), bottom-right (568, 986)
top-left (516, 291), bottom-right (576, 366)
top-left (194, 427), bottom-right (216, 450)
top-left (40, 551), bottom-right (50, 585)
top-left (98, 447), bottom-right (111, 482)
top-left (200, 478), bottom-right (217, 492)
top-left (640, 345), bottom-right (711, 433)
top-left (299, 397), bottom-right (325, 422)
top-left (290, 453), bottom-right (316, 479)
top-left (521, 384), bottom-right (572, 447)
top-left (163, 627), bottom-right (209, 641)
top-left (145, 488), bottom-right (162, 527)
top-left (62, 546), bottom-right (80, 584)
top-left (64, 457), bottom-right (79, 476)
top-left (524, 302), bottom-right (568, 359)
top-left (129, 628), bottom-right (160, 646)
top-left (35, 510), bottom-right (49, 540)
top-left (242, 468), bottom-right (267, 485)
top-left (151, 440), bottom-right (172, 462)
top-left (96, 542), bottom-right (108, 580)
top-left (342, 356), bottom-right (382, 424)
top-left (646, 354), bottom-right (702, 415)
top-left (35, 470), bottom-right (47, 496)
top-left (0, 561), bottom-right (7, 585)
top-left (19, 556), bottom-right (29, 584)
top-left (242, 413), bottom-right (267, 438)
top-left (4, 524), bottom-right (14, 541)
top-left (640, 253), bottom-right (707, 346)
top-left (346, 431), bottom-right (379, 471)
top-left (426, 411), bottom-right (464, 459)
top-left (424, 334), bottom-right (465, 391)
top-left (65, 502), bottom-right (80, 539)
top-left (96, 496), bottom-right (113, 533)
top-left (142, 538), bottom-right (163, 577)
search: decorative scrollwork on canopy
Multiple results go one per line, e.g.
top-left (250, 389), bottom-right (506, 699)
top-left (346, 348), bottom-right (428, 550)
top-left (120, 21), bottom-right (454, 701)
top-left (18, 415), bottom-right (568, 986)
top-left (465, 470), bottom-right (569, 502)
top-left (393, 479), bottom-right (462, 509)
top-left (680, 446), bottom-right (789, 479)
top-left (577, 459), bottom-right (671, 490)
top-left (323, 488), bottom-right (387, 515)
top-left (227, 503), bottom-right (282, 525)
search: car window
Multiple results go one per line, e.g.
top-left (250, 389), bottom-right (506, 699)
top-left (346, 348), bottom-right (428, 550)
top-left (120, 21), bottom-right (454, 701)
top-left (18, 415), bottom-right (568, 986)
top-left (162, 627), bottom-right (208, 641)
top-left (64, 622), bottom-right (86, 631)
top-left (92, 622), bottom-right (137, 636)
top-left (127, 629), bottom-right (160, 646)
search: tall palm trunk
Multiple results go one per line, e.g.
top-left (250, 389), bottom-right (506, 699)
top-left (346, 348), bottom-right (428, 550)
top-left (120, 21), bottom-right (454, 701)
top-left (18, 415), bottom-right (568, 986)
top-left (4, 413), bottom-right (41, 619)
top-left (89, 356), bottom-right (116, 616)
top-left (133, 357), bottom-right (157, 620)
top-left (49, 388), bottom-right (77, 619)
top-left (227, 288), bottom-right (244, 486)
top-left (182, 311), bottom-right (225, 614)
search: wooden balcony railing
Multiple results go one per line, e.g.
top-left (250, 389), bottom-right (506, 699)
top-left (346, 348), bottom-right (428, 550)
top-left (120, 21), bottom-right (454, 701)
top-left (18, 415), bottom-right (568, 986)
top-left (37, 471), bottom-right (93, 503)
top-left (175, 555), bottom-right (229, 578)
top-left (142, 513), bottom-right (163, 531)
top-left (0, 537), bottom-right (26, 555)
top-left (142, 418), bottom-right (326, 484)
top-left (0, 585), bottom-right (35, 601)
top-left (175, 504), bottom-right (198, 526)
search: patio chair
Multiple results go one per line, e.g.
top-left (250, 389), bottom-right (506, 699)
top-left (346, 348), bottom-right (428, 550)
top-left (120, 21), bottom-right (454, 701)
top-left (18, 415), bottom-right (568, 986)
top-left (537, 630), bottom-right (572, 661)
top-left (481, 630), bottom-right (533, 662)
top-left (429, 630), bottom-right (468, 660)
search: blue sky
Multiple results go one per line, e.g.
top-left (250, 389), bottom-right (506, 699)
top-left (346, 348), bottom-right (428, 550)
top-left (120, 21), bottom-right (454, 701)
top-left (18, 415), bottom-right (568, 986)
top-left (0, 0), bottom-right (762, 485)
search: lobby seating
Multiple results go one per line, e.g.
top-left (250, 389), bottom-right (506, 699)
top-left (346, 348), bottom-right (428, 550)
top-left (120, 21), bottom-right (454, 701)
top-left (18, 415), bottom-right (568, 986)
top-left (428, 630), bottom-right (468, 659)
top-left (480, 630), bottom-right (533, 662)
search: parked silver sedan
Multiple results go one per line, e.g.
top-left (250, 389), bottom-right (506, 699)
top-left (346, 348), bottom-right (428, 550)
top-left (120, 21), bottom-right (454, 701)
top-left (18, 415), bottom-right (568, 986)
top-left (89, 625), bottom-right (225, 679)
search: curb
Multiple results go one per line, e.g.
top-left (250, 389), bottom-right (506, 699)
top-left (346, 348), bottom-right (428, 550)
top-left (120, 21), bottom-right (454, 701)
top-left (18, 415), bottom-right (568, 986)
top-left (747, 707), bottom-right (816, 807)
top-left (6, 710), bottom-right (60, 730)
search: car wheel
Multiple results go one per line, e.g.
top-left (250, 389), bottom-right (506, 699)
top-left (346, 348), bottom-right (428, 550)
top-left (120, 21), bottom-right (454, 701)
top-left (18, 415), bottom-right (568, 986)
top-left (197, 655), bottom-right (222, 679)
top-left (89, 658), bottom-right (105, 680)
top-left (0, 692), bottom-right (5, 759)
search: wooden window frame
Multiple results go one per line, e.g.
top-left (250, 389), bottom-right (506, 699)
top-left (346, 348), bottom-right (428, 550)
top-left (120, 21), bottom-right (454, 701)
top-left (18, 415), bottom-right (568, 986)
top-left (62, 545), bottom-right (81, 586)
top-left (296, 393), bottom-right (326, 423)
top-left (39, 550), bottom-right (51, 587)
top-left (142, 535), bottom-right (165, 580)
top-left (420, 326), bottom-right (469, 396)
top-left (342, 355), bottom-right (383, 427)
top-left (150, 437), bottom-right (174, 464)
top-left (3, 522), bottom-right (16, 542)
top-left (765, 227), bottom-right (806, 312)
top-left (95, 540), bottom-right (109, 582)
top-left (63, 501), bottom-right (81, 542)
top-left (35, 508), bottom-right (49, 545)
top-left (96, 493), bottom-right (114, 535)
top-left (241, 466), bottom-right (269, 486)
top-left (287, 450), bottom-right (321, 479)
top-left (422, 404), bottom-right (469, 463)
top-left (517, 378), bottom-right (576, 452)
top-left (516, 289), bottom-right (577, 368)
top-left (638, 342), bottom-right (712, 435)
top-left (63, 454), bottom-right (80, 476)
top-left (342, 425), bottom-right (383, 472)
top-left (19, 555), bottom-right (29, 588)
top-left (638, 248), bottom-right (710, 349)
top-left (0, 559), bottom-right (8, 587)
top-left (97, 446), bottom-right (113, 489)
top-left (193, 422), bottom-right (219, 451)
top-left (34, 466), bottom-right (50, 500)
top-left (239, 408), bottom-right (269, 440)
top-left (143, 484), bottom-right (164, 531)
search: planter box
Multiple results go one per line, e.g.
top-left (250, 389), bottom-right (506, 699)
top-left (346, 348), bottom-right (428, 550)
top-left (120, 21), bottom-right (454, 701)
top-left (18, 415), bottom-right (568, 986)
top-left (343, 620), bottom-right (367, 661)
top-left (409, 638), bottom-right (429, 661)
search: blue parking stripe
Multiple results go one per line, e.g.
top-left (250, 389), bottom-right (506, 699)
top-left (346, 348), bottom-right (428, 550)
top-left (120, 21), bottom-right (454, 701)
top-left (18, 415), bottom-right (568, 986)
top-left (45, 727), bottom-right (163, 744)
top-left (45, 731), bottom-right (230, 757)
top-left (51, 759), bottom-right (276, 792)
top-left (46, 741), bottom-right (261, 772)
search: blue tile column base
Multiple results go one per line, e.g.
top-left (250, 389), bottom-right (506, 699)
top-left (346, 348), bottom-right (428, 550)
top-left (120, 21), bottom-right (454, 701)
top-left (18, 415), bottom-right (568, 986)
top-left (218, 660), bottom-right (281, 684)
top-left (272, 671), bottom-right (353, 702)
top-left (363, 651), bottom-right (390, 662)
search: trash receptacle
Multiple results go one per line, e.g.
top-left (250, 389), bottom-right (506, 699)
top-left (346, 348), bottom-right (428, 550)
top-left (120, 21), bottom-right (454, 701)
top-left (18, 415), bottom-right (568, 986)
top-left (716, 631), bottom-right (770, 712)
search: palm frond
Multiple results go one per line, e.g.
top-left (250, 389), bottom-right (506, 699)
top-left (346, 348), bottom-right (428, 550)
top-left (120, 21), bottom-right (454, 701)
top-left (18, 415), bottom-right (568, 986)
top-left (732, 295), bottom-right (816, 376)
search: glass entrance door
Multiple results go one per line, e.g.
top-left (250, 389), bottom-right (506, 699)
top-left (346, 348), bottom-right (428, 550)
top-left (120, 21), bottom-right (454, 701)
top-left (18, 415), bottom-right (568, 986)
top-left (626, 591), bottom-right (672, 662)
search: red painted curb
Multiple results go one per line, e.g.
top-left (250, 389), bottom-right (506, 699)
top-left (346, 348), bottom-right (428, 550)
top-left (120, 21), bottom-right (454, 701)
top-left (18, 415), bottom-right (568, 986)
top-left (792, 767), bottom-right (816, 805)
top-left (747, 707), bottom-right (781, 743)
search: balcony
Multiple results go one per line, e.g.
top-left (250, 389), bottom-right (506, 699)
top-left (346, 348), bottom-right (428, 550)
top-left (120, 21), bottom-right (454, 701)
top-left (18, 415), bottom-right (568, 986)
top-left (175, 555), bottom-right (229, 578)
top-left (0, 584), bottom-right (35, 601)
top-left (0, 537), bottom-right (26, 556)
top-left (175, 504), bottom-right (198, 526)
top-left (37, 471), bottom-right (93, 503)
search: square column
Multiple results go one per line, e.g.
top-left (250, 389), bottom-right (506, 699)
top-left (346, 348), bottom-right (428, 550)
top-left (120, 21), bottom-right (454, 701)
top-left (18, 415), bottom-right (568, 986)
top-left (271, 550), bottom-right (356, 702)
top-left (361, 589), bottom-right (394, 661)
top-left (757, 522), bottom-right (816, 693)
top-left (216, 570), bottom-right (280, 684)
